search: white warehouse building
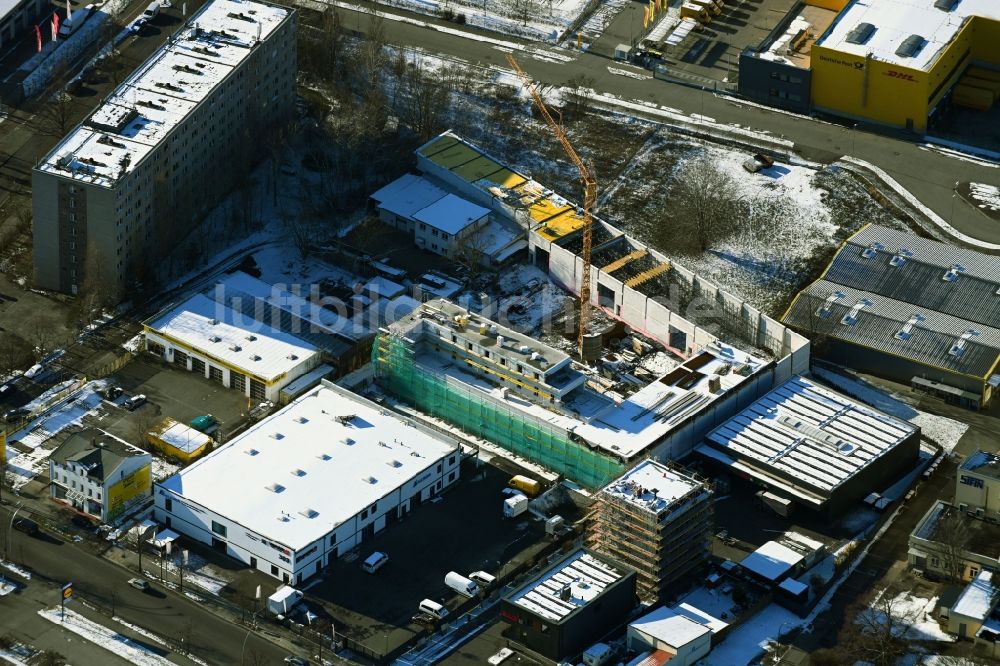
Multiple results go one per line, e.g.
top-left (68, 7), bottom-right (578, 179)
top-left (153, 381), bottom-right (461, 584)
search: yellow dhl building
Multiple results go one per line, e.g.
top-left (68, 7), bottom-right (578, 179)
top-left (810, 0), bottom-right (1000, 132)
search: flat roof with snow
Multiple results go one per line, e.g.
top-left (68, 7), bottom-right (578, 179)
top-left (816, 0), bottom-right (1000, 72)
top-left (953, 570), bottom-right (997, 621)
top-left (146, 293), bottom-right (319, 383)
top-left (699, 375), bottom-right (917, 505)
top-left (370, 174), bottom-right (447, 219)
top-left (154, 421), bottom-right (212, 454)
top-left (156, 382), bottom-right (459, 550)
top-left (507, 550), bottom-right (628, 624)
top-left (960, 450), bottom-right (1000, 482)
top-left (38, 0), bottom-right (290, 187)
top-left (599, 459), bottom-right (706, 516)
top-left (629, 606), bottom-right (710, 649)
top-left (740, 541), bottom-right (805, 581)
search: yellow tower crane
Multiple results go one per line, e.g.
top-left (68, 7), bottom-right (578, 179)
top-left (506, 53), bottom-right (596, 360)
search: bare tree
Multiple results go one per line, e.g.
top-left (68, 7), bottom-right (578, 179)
top-left (98, 16), bottom-right (127, 85)
top-left (34, 91), bottom-right (75, 137)
top-left (656, 155), bottom-right (746, 254)
top-left (843, 584), bottom-right (920, 666)
top-left (453, 223), bottom-right (494, 285)
top-left (510, 0), bottom-right (542, 26)
top-left (935, 505), bottom-right (971, 582)
top-left (395, 59), bottom-right (452, 141)
top-left (37, 651), bottom-right (67, 666)
top-left (564, 74), bottom-right (596, 119)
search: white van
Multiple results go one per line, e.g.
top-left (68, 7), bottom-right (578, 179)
top-left (469, 571), bottom-right (496, 589)
top-left (362, 551), bottom-right (388, 573)
top-left (418, 598), bottom-right (449, 619)
top-left (445, 571), bottom-right (480, 598)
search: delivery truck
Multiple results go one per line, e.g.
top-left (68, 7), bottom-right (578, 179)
top-left (508, 475), bottom-right (542, 497)
top-left (504, 493), bottom-right (528, 518)
top-left (445, 571), bottom-right (480, 598)
top-left (266, 586), bottom-right (303, 615)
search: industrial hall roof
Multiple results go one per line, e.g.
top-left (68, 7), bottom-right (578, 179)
top-left (782, 225), bottom-right (1000, 380)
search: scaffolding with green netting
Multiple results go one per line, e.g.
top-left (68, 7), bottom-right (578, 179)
top-left (372, 333), bottom-right (624, 489)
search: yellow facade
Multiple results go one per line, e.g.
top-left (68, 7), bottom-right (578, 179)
top-left (811, 12), bottom-right (1000, 132)
top-left (106, 463), bottom-right (152, 520)
top-left (147, 417), bottom-right (212, 463)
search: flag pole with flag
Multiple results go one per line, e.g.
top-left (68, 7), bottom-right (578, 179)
top-left (34, 24), bottom-right (42, 52)
top-left (52, 12), bottom-right (59, 41)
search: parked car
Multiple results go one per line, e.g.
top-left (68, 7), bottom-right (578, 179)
top-left (742, 153), bottom-right (775, 173)
top-left (128, 578), bottom-right (151, 591)
top-left (469, 571), bottom-right (497, 589)
top-left (99, 385), bottom-right (123, 401)
top-left (24, 364), bottom-right (43, 379)
top-left (362, 551), bottom-right (388, 573)
top-left (284, 657), bottom-right (310, 666)
top-left (123, 394), bottom-right (146, 411)
top-left (12, 518), bottom-right (39, 536)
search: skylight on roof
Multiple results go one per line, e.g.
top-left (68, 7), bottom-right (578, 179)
top-left (265, 482), bottom-right (285, 493)
top-left (896, 34), bottom-right (925, 58)
top-left (244, 448), bottom-right (259, 456)
top-left (291, 468), bottom-right (306, 477)
top-left (949, 329), bottom-right (980, 358)
top-left (894, 313), bottom-right (925, 341)
top-left (841, 299), bottom-right (872, 326)
top-left (889, 249), bottom-right (913, 267)
top-left (299, 508), bottom-right (319, 519)
top-left (845, 22), bottom-right (876, 45)
top-left (934, 0), bottom-right (960, 11)
top-left (943, 264), bottom-right (966, 282)
top-left (861, 243), bottom-right (884, 259)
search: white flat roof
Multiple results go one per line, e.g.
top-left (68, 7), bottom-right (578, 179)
top-left (371, 174), bottom-right (447, 219)
top-left (953, 570), bottom-right (996, 621)
top-left (156, 421), bottom-right (212, 454)
top-left (816, 0), bottom-right (1000, 72)
top-left (671, 603), bottom-right (728, 634)
top-left (413, 193), bottom-right (490, 235)
top-left (157, 382), bottom-right (459, 550)
top-left (361, 276), bottom-right (406, 300)
top-left (147, 293), bottom-right (318, 382)
top-left (509, 551), bottom-right (626, 623)
top-left (38, 0), bottom-right (289, 187)
top-left (599, 459), bottom-right (704, 515)
top-left (740, 541), bottom-right (804, 581)
top-left (630, 606), bottom-right (710, 649)
top-left (703, 375), bottom-right (916, 496)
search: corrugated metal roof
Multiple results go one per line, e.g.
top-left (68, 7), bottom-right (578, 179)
top-left (784, 280), bottom-right (1000, 378)
top-left (829, 227), bottom-right (1000, 330)
top-left (702, 376), bottom-right (916, 495)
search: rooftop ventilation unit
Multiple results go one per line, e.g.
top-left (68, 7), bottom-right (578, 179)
top-left (342, 437), bottom-right (355, 446)
top-left (943, 264), bottom-right (966, 282)
top-left (894, 313), bottom-right (925, 341)
top-left (269, 432), bottom-right (284, 440)
top-left (889, 249), bottom-right (913, 267)
top-left (229, 344), bottom-right (241, 352)
top-left (244, 448), bottom-right (259, 456)
top-left (294, 416), bottom-right (308, 424)
top-left (861, 242), bottom-right (884, 259)
top-left (287, 354), bottom-right (298, 360)
top-left (896, 34), bottom-right (925, 58)
top-left (245, 334), bottom-right (257, 341)
top-left (841, 299), bottom-right (872, 326)
top-left (363, 475), bottom-right (377, 484)
top-left (209, 318), bottom-right (219, 325)
top-left (250, 354), bottom-right (262, 361)
top-left (291, 468), bottom-right (306, 477)
top-left (388, 459), bottom-right (403, 468)
top-left (209, 335), bottom-right (222, 343)
top-left (845, 22), bottom-right (876, 45)
top-left (265, 483), bottom-right (285, 493)
top-left (934, 0), bottom-right (960, 10)
top-left (299, 508), bottom-right (319, 519)
top-left (317, 453), bottom-right (331, 460)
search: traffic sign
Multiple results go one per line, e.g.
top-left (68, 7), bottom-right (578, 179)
top-left (62, 582), bottom-right (73, 600)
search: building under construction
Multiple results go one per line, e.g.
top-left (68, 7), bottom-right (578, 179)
top-left (588, 459), bottom-right (713, 601)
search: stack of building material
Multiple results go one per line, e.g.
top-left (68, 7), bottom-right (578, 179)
top-left (954, 68), bottom-right (1000, 110)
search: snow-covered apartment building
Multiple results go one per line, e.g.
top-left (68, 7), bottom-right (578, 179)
top-left (153, 381), bottom-right (461, 584)
top-left (32, 0), bottom-right (296, 295)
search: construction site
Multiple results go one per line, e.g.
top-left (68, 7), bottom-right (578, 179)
top-left (587, 459), bottom-right (714, 601)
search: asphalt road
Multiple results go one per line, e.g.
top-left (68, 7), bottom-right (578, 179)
top-left (316, 0), bottom-right (1000, 247)
top-left (2, 505), bottom-right (289, 665)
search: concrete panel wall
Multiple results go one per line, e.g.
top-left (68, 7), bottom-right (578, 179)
top-left (549, 244), bottom-right (579, 293)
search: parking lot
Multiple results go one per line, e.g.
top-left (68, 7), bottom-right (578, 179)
top-left (91, 355), bottom-right (253, 444)
top-left (304, 462), bottom-right (549, 653)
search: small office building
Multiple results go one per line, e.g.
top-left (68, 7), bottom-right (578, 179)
top-left (50, 429), bottom-right (152, 523)
top-left (153, 381), bottom-right (460, 584)
top-left (500, 550), bottom-right (636, 661)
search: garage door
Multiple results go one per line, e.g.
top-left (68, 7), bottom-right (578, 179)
top-left (191, 358), bottom-right (206, 375)
top-left (231, 372), bottom-right (246, 393)
top-left (249, 379), bottom-right (266, 401)
top-left (173, 349), bottom-right (189, 368)
top-left (209, 366), bottom-right (223, 383)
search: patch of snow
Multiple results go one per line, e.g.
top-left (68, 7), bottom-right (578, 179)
top-left (701, 603), bottom-right (802, 665)
top-left (968, 182), bottom-right (1000, 212)
top-left (123, 335), bottom-right (143, 353)
top-left (857, 590), bottom-right (955, 643)
top-left (150, 457), bottom-right (180, 483)
top-left (638, 351), bottom-right (674, 376)
top-left (0, 650), bottom-right (31, 666)
top-left (607, 66), bottom-right (651, 80)
top-left (909, 413), bottom-right (968, 453)
top-left (0, 577), bottom-right (15, 596)
top-left (1, 561), bottom-right (31, 580)
top-left (112, 617), bottom-right (167, 646)
top-left (38, 607), bottom-right (175, 665)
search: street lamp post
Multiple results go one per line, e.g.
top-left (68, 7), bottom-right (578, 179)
top-left (5, 501), bottom-right (23, 561)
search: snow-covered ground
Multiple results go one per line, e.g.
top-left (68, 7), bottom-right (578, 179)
top-left (811, 367), bottom-right (969, 452)
top-left (38, 607), bottom-right (174, 665)
top-left (1, 561), bottom-right (31, 580)
top-left (857, 589), bottom-right (955, 643)
top-left (150, 457), bottom-right (180, 483)
top-left (701, 603), bottom-right (802, 665)
top-left (375, 0), bottom-right (594, 42)
top-left (969, 182), bottom-right (1000, 213)
top-left (144, 550), bottom-right (231, 596)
